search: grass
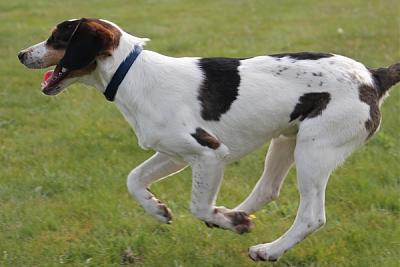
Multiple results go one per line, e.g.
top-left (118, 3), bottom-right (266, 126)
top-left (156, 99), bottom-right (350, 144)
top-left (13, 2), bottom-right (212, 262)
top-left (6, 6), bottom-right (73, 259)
top-left (0, 0), bottom-right (399, 266)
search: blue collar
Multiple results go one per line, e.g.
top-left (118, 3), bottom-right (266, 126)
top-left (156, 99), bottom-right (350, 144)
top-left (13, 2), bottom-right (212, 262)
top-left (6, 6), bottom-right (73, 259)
top-left (104, 45), bottom-right (142, 101)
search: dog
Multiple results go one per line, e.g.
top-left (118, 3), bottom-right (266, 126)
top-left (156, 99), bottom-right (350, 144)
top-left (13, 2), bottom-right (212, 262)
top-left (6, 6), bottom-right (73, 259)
top-left (18, 18), bottom-right (399, 261)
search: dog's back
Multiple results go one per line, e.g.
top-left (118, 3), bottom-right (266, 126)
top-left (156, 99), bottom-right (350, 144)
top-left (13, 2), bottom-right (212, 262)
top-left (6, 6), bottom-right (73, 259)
top-left (202, 53), bottom-right (398, 160)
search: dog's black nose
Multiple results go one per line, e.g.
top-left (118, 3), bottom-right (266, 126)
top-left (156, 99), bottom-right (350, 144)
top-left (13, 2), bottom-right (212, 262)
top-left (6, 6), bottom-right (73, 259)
top-left (18, 51), bottom-right (26, 62)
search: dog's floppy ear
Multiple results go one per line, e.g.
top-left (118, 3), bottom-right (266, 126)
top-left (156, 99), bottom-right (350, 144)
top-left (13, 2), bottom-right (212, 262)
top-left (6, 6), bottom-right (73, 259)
top-left (59, 18), bottom-right (103, 70)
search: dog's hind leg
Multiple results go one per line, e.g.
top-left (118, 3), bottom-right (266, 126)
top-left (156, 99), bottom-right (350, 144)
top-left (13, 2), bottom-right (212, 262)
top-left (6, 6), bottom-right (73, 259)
top-left (127, 152), bottom-right (187, 223)
top-left (248, 128), bottom-right (363, 261)
top-left (234, 136), bottom-right (296, 214)
top-left (190, 151), bottom-right (254, 234)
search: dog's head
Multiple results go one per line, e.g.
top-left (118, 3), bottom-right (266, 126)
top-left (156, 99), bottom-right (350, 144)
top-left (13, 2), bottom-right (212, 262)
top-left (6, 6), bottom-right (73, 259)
top-left (18, 18), bottom-right (122, 95)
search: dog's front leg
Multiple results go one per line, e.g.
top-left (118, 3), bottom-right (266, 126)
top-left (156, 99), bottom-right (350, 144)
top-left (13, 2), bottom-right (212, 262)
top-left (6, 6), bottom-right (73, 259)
top-left (127, 152), bottom-right (187, 223)
top-left (190, 152), bottom-right (253, 234)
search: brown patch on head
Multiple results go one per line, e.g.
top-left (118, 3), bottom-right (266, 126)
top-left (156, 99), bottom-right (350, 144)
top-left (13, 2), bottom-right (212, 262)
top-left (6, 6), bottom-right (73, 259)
top-left (44, 18), bottom-right (121, 74)
top-left (359, 84), bottom-right (381, 139)
top-left (191, 128), bottom-right (221, 149)
top-left (59, 18), bottom-right (121, 70)
top-left (85, 19), bottom-right (121, 57)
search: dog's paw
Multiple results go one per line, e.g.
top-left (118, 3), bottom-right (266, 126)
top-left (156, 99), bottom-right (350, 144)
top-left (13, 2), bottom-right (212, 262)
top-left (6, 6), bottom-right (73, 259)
top-left (154, 200), bottom-right (172, 224)
top-left (224, 210), bottom-right (254, 234)
top-left (205, 207), bottom-right (254, 234)
top-left (248, 243), bottom-right (281, 262)
top-left (143, 198), bottom-right (172, 224)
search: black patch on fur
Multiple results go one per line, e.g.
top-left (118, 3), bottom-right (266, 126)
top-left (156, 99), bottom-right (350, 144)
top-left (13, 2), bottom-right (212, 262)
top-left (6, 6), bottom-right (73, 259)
top-left (290, 92), bottom-right (331, 122)
top-left (191, 127), bottom-right (220, 149)
top-left (359, 84), bottom-right (381, 138)
top-left (269, 52), bottom-right (333, 61)
top-left (198, 58), bottom-right (241, 121)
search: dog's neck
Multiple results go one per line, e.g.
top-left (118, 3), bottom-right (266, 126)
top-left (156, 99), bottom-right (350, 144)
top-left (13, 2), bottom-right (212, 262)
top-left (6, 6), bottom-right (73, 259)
top-left (85, 31), bottom-right (148, 95)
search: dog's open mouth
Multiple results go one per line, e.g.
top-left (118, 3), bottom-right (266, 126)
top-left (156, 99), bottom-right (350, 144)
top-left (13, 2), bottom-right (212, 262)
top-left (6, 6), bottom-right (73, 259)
top-left (41, 65), bottom-right (70, 95)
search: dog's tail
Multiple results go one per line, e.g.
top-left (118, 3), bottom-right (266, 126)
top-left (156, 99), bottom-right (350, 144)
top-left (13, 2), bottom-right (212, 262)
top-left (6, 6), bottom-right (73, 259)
top-left (369, 62), bottom-right (400, 97)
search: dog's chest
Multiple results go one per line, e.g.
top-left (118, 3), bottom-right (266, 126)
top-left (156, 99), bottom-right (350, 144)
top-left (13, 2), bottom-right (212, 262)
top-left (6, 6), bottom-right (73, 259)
top-left (115, 101), bottom-right (164, 149)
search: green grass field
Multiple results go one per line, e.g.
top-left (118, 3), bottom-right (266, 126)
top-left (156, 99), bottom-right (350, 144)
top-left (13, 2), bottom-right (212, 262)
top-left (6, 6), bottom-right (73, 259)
top-left (1, 0), bottom-right (399, 266)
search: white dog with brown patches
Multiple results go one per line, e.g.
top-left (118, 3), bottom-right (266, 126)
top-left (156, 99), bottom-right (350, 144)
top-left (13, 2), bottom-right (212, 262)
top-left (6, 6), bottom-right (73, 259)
top-left (18, 18), bottom-right (399, 261)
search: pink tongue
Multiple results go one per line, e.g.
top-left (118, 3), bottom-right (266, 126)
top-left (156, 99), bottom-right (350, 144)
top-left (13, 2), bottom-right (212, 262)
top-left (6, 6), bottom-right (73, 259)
top-left (43, 70), bottom-right (54, 82)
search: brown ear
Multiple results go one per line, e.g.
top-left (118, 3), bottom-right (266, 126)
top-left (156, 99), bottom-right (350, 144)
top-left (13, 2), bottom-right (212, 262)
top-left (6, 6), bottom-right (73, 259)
top-left (59, 18), bottom-right (103, 70)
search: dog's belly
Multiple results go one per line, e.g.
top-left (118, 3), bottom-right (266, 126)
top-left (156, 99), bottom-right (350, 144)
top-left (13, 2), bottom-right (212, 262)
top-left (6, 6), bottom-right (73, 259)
top-left (207, 121), bottom-right (296, 162)
top-left (204, 103), bottom-right (297, 162)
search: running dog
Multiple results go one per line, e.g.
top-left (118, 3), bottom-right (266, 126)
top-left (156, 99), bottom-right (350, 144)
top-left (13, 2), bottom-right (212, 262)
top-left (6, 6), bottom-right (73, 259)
top-left (18, 18), bottom-right (400, 261)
